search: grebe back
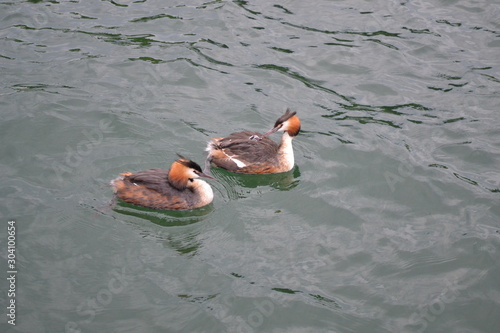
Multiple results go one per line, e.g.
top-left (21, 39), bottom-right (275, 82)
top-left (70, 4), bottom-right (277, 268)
top-left (205, 109), bottom-right (301, 174)
top-left (111, 156), bottom-right (214, 210)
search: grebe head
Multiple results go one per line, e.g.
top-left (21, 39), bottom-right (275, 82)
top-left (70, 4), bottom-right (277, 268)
top-left (264, 109), bottom-right (301, 137)
top-left (169, 155), bottom-right (215, 190)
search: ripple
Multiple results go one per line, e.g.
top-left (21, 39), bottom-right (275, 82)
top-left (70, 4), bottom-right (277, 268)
top-left (130, 13), bottom-right (182, 23)
top-left (113, 201), bottom-right (214, 227)
top-left (3, 0), bottom-right (500, 332)
top-left (255, 64), bottom-right (351, 102)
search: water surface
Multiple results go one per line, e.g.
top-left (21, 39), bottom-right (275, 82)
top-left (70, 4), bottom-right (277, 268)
top-left (1, 0), bottom-right (499, 332)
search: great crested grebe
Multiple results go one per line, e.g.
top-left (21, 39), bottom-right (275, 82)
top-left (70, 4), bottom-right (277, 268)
top-left (111, 155), bottom-right (214, 210)
top-left (205, 109), bottom-right (301, 174)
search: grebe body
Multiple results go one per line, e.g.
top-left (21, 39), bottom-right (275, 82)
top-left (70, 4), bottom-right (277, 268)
top-left (206, 109), bottom-right (300, 174)
top-left (111, 157), bottom-right (214, 210)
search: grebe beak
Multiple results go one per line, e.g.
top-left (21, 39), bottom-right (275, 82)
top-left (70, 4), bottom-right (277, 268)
top-left (263, 126), bottom-right (280, 136)
top-left (198, 170), bottom-right (216, 180)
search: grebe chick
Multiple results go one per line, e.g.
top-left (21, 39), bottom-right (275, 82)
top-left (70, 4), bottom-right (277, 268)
top-left (205, 109), bottom-right (301, 174)
top-left (111, 156), bottom-right (214, 210)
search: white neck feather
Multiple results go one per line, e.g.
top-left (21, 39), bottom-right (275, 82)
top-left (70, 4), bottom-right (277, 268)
top-left (189, 179), bottom-right (214, 206)
top-left (278, 132), bottom-right (295, 171)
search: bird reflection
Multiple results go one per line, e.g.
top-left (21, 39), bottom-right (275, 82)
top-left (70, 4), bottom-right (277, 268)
top-left (211, 165), bottom-right (301, 201)
top-left (113, 201), bottom-right (213, 227)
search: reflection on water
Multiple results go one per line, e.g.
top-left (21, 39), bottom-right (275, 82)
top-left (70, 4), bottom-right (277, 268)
top-left (2, 0), bottom-right (500, 332)
top-left (211, 166), bottom-right (301, 200)
top-left (113, 200), bottom-right (214, 227)
top-left (113, 203), bottom-right (210, 257)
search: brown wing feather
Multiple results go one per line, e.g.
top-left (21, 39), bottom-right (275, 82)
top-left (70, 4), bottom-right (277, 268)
top-left (214, 131), bottom-right (279, 165)
top-left (125, 169), bottom-right (172, 194)
top-left (233, 164), bottom-right (282, 174)
top-left (113, 169), bottom-right (201, 210)
top-left (114, 180), bottom-right (189, 210)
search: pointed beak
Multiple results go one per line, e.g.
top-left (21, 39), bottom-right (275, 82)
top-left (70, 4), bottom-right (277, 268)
top-left (200, 171), bottom-right (216, 180)
top-left (263, 126), bottom-right (279, 137)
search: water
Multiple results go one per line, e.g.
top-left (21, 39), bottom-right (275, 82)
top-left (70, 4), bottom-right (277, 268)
top-left (1, 0), bottom-right (499, 332)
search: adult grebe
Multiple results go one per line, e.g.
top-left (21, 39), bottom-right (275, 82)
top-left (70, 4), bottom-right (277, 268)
top-left (111, 156), bottom-right (214, 210)
top-left (205, 109), bottom-right (301, 174)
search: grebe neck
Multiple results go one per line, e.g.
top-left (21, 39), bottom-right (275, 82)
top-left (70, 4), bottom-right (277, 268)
top-left (188, 179), bottom-right (214, 205)
top-left (278, 132), bottom-right (294, 171)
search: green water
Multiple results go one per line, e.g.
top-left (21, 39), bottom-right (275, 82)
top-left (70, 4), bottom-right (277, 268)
top-left (1, 0), bottom-right (499, 332)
